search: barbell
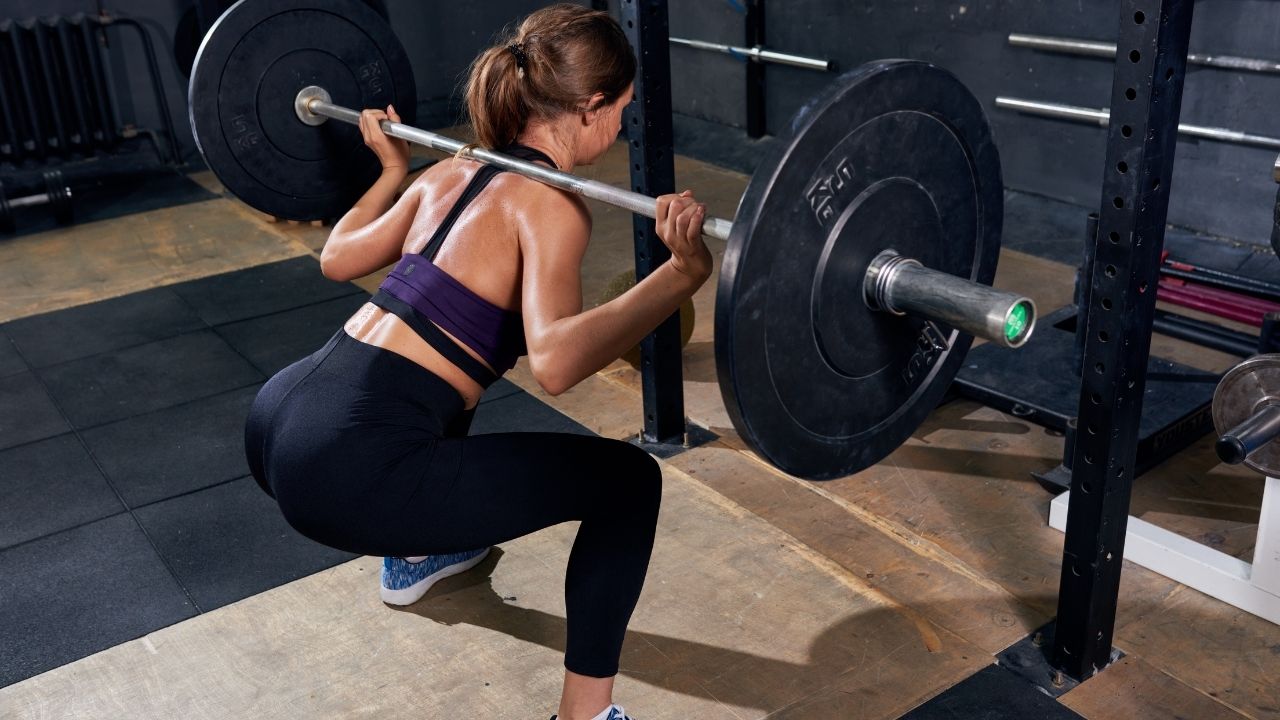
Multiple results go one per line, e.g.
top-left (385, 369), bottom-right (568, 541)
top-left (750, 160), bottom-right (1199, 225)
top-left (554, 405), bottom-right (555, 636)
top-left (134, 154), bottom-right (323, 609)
top-left (189, 0), bottom-right (1037, 479)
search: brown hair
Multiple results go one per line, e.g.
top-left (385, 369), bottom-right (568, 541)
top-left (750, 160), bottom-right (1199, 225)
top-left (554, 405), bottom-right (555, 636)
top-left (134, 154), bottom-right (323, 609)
top-left (464, 4), bottom-right (635, 149)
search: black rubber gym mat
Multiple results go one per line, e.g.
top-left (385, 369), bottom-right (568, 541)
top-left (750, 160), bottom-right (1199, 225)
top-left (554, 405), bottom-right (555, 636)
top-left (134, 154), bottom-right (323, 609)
top-left (4, 287), bottom-right (207, 368)
top-left (0, 514), bottom-right (197, 688)
top-left (0, 434), bottom-right (122, 550)
top-left (133, 477), bottom-right (356, 612)
top-left (0, 327), bottom-right (27, 378)
top-left (0, 371), bottom-right (70, 451)
top-left (80, 385), bottom-right (263, 508)
top-left (898, 664), bottom-right (1085, 720)
top-left (479, 377), bottom-right (524, 406)
top-left (215, 293), bottom-right (373, 375)
top-left (472, 390), bottom-right (595, 436)
top-left (0, 256), bottom-right (598, 690)
top-left (38, 330), bottom-right (265, 429)
top-left (170, 256), bottom-right (364, 325)
top-left (2, 169), bottom-right (219, 240)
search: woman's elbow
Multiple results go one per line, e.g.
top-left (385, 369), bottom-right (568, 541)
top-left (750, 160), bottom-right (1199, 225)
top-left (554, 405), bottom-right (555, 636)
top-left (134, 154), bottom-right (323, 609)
top-left (535, 371), bottom-right (572, 398)
top-left (528, 351), bottom-right (573, 396)
top-left (319, 246), bottom-right (355, 282)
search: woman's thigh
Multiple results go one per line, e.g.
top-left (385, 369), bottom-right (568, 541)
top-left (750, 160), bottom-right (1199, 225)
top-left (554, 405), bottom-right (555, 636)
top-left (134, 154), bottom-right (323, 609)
top-left (364, 431), bottom-right (661, 556)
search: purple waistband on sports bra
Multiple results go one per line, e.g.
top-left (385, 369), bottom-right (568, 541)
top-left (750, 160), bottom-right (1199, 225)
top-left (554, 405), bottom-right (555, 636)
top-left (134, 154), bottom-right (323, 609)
top-left (379, 254), bottom-right (526, 375)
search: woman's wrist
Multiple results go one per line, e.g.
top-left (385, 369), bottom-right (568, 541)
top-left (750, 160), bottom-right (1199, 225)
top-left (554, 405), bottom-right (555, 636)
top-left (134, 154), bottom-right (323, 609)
top-left (665, 256), bottom-right (711, 286)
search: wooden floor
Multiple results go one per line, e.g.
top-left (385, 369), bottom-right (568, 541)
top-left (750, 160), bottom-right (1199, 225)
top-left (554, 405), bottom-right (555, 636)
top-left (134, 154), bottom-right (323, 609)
top-left (0, 139), bottom-right (1275, 719)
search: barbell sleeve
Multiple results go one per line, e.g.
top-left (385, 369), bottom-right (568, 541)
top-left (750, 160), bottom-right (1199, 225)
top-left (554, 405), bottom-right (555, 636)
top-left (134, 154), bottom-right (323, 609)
top-left (1216, 403), bottom-right (1280, 465)
top-left (298, 86), bottom-right (735, 241)
top-left (864, 250), bottom-right (1037, 348)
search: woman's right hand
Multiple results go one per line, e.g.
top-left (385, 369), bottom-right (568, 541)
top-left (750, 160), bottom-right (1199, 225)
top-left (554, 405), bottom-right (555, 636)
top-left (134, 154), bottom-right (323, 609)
top-left (656, 190), bottom-right (713, 281)
top-left (359, 105), bottom-right (411, 172)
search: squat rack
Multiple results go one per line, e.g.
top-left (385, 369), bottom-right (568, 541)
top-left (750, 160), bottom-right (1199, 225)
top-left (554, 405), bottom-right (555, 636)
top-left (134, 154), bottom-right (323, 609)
top-left (1054, 0), bottom-right (1196, 678)
top-left (620, 0), bottom-right (687, 448)
top-left (624, 0), bottom-right (1199, 682)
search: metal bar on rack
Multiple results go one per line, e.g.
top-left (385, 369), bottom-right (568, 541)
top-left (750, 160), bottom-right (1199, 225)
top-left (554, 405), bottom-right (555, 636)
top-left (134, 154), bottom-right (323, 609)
top-left (669, 35), bottom-right (831, 71)
top-left (1161, 258), bottom-right (1280, 303)
top-left (1010, 32), bottom-right (1280, 75)
top-left (1152, 309), bottom-right (1259, 356)
top-left (996, 96), bottom-right (1280, 152)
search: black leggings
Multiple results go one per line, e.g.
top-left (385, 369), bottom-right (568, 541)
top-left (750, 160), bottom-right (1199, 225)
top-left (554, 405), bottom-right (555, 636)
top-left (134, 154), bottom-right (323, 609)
top-left (244, 331), bottom-right (662, 678)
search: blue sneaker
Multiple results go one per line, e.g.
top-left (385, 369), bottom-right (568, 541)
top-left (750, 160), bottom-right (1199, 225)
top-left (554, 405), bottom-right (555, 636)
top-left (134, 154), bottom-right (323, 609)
top-left (550, 705), bottom-right (633, 720)
top-left (380, 548), bottom-right (491, 605)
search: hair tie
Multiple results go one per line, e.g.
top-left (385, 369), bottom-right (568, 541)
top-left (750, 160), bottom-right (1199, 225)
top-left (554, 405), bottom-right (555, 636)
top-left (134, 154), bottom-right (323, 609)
top-left (506, 43), bottom-right (527, 77)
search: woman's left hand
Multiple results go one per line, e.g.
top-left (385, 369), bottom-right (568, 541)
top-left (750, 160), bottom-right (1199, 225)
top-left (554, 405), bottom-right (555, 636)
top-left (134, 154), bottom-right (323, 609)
top-left (359, 105), bottom-right (411, 172)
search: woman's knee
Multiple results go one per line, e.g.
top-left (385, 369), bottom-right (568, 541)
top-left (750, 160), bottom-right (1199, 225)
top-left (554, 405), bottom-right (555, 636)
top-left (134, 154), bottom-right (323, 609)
top-left (613, 441), bottom-right (662, 511)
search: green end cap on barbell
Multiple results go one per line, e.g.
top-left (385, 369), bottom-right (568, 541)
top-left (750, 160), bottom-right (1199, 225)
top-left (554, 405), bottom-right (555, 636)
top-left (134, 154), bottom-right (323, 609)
top-left (1005, 301), bottom-right (1034, 344)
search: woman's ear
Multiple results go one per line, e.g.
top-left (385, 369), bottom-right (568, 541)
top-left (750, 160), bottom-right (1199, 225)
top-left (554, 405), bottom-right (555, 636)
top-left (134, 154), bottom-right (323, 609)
top-left (581, 92), bottom-right (609, 126)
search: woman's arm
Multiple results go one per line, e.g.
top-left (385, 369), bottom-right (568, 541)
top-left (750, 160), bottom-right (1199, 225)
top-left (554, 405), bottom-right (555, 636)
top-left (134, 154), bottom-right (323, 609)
top-left (520, 185), bottom-right (711, 395)
top-left (319, 106), bottom-right (421, 282)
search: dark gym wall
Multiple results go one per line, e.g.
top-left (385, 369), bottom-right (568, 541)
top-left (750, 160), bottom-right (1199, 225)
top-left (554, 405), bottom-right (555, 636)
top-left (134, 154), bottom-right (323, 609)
top-left (384, 0), bottom-right (590, 129)
top-left (665, 0), bottom-right (1280, 247)
top-left (6, 1), bottom-right (1272, 246)
top-left (1, 0), bottom-right (584, 169)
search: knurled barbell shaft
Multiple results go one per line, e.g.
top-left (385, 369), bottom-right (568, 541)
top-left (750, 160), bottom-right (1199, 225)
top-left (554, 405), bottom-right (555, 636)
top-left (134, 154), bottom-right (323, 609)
top-left (1216, 402), bottom-right (1280, 465)
top-left (298, 86), bottom-right (1036, 348)
top-left (299, 87), bottom-right (735, 241)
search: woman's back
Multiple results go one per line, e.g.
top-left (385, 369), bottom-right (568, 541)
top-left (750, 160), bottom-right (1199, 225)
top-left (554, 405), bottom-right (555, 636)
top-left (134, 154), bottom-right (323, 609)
top-left (342, 154), bottom-right (584, 408)
top-left (403, 157), bottom-right (530, 313)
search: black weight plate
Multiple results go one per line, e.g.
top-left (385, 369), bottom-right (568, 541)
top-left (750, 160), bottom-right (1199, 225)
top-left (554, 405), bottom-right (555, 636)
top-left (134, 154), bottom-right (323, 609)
top-left (43, 170), bottom-right (73, 225)
top-left (715, 60), bottom-right (1003, 480)
top-left (188, 0), bottom-right (415, 221)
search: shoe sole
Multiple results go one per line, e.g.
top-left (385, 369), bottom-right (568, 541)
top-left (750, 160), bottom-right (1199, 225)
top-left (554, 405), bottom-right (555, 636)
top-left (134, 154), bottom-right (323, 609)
top-left (380, 548), bottom-right (491, 606)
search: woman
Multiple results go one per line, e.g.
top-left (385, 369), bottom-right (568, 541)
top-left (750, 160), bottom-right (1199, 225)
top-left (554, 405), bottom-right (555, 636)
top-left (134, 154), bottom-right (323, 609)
top-left (243, 5), bottom-right (711, 719)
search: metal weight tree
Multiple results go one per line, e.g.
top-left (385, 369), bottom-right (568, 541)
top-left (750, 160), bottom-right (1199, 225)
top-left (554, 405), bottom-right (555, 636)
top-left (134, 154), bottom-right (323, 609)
top-left (621, 0), bottom-right (687, 446)
top-left (1054, 0), bottom-right (1195, 678)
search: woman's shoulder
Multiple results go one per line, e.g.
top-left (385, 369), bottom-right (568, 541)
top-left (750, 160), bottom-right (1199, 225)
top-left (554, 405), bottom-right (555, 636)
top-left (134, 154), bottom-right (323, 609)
top-left (500, 172), bottom-right (590, 224)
